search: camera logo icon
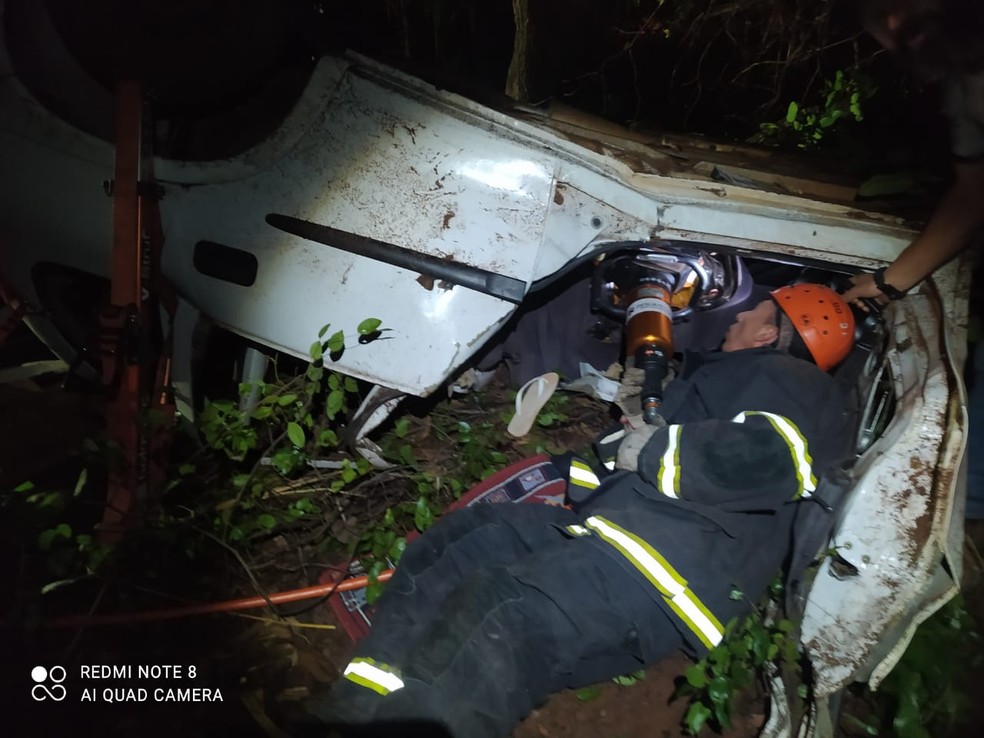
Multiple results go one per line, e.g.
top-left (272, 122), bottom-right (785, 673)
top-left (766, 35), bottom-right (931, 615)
top-left (31, 666), bottom-right (67, 702)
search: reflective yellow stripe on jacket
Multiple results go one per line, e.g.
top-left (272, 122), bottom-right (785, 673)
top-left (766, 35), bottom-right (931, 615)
top-left (582, 515), bottom-right (724, 649)
top-left (732, 411), bottom-right (816, 497)
top-left (656, 424), bottom-right (683, 498)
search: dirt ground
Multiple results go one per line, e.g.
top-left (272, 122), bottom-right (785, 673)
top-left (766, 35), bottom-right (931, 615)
top-left (2, 318), bottom-right (983, 738)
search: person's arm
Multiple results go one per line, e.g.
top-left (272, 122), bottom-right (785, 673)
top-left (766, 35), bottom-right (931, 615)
top-left (843, 160), bottom-right (984, 304)
top-left (617, 412), bottom-right (819, 510)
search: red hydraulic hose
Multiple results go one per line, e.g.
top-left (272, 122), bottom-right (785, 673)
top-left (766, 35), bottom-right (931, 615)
top-left (45, 569), bottom-right (394, 629)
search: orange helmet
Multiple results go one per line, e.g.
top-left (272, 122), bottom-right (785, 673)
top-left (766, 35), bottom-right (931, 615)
top-left (770, 283), bottom-right (855, 371)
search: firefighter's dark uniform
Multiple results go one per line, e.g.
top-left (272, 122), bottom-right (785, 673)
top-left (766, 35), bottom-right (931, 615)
top-left (308, 347), bottom-right (853, 738)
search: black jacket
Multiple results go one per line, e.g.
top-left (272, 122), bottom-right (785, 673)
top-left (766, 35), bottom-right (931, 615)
top-left (576, 347), bottom-right (853, 654)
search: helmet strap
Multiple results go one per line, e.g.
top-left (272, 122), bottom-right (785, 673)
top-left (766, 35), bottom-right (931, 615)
top-left (774, 311), bottom-right (796, 354)
top-left (775, 311), bottom-right (816, 366)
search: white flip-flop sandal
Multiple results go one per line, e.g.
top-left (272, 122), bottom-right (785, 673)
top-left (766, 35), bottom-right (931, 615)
top-left (507, 372), bottom-right (560, 438)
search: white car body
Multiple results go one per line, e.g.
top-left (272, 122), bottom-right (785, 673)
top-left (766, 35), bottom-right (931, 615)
top-left (0, 1), bottom-right (968, 734)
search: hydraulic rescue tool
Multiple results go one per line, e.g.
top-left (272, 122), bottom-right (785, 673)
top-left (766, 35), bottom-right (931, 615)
top-left (591, 247), bottom-right (727, 424)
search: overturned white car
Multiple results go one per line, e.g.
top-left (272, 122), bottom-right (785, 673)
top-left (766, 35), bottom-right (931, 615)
top-left (0, 0), bottom-right (969, 735)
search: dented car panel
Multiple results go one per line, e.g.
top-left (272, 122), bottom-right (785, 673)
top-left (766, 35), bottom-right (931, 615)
top-left (0, 2), bottom-right (970, 735)
top-left (802, 293), bottom-right (964, 697)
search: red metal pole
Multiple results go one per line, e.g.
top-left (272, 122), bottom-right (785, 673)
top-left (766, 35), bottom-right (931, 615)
top-left (102, 81), bottom-right (145, 539)
top-left (46, 569), bottom-right (396, 629)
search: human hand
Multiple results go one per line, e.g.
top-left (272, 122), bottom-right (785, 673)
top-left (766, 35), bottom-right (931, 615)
top-left (615, 423), bottom-right (660, 471)
top-left (841, 272), bottom-right (888, 312)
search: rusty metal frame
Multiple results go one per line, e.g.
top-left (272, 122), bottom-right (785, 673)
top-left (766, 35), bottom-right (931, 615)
top-left (100, 81), bottom-right (174, 539)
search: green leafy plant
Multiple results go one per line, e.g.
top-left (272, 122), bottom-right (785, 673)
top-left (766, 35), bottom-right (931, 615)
top-left (756, 69), bottom-right (877, 149)
top-left (674, 582), bottom-right (802, 735)
top-left (612, 668), bottom-right (646, 687)
top-left (190, 319), bottom-right (388, 543)
top-left (845, 595), bottom-right (981, 738)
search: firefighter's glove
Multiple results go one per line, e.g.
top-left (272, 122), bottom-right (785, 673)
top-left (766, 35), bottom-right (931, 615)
top-left (616, 421), bottom-right (665, 472)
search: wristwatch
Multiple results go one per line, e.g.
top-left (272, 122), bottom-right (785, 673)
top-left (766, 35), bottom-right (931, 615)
top-left (872, 267), bottom-right (908, 301)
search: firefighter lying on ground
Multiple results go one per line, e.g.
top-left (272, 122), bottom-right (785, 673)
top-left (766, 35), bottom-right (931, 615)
top-left (304, 283), bottom-right (857, 738)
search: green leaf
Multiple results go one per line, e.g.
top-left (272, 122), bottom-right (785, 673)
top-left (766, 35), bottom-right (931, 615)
top-left (14, 481), bottom-right (34, 493)
top-left (751, 626), bottom-right (771, 662)
top-left (277, 393), bottom-right (298, 406)
top-left (287, 422), bottom-right (306, 448)
top-left (232, 473), bottom-right (251, 489)
top-left (318, 324), bottom-right (330, 338)
top-left (344, 376), bottom-right (359, 393)
top-left (712, 694), bottom-right (732, 730)
top-left (399, 444), bottom-right (416, 466)
top-left (309, 341), bottom-right (323, 361)
top-left (707, 675), bottom-right (731, 705)
top-left (685, 664), bottom-right (708, 688)
top-left (786, 101), bottom-right (799, 123)
top-left (684, 702), bottom-right (712, 735)
top-left (328, 373), bottom-right (340, 391)
top-left (178, 463), bottom-right (197, 476)
top-left (357, 318), bottom-right (382, 335)
top-left (257, 513), bottom-right (277, 530)
top-left (414, 496), bottom-right (435, 532)
top-left (365, 582), bottom-right (383, 604)
top-left (327, 330), bottom-right (345, 353)
top-left (395, 417), bottom-right (410, 438)
top-left (708, 645), bottom-right (731, 669)
top-left (252, 405), bottom-right (273, 420)
top-left (41, 578), bottom-right (81, 595)
top-left (38, 523), bottom-right (72, 551)
top-left (388, 537), bottom-right (407, 562)
top-left (318, 428), bottom-right (339, 447)
top-left (73, 469), bottom-right (88, 497)
top-left (326, 390), bottom-right (345, 419)
top-left (575, 685), bottom-right (602, 702)
top-left (306, 364), bottom-right (324, 383)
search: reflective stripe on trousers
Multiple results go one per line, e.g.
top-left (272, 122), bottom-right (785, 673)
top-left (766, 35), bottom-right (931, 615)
top-left (569, 515), bottom-right (724, 649)
top-left (343, 657), bottom-right (405, 696)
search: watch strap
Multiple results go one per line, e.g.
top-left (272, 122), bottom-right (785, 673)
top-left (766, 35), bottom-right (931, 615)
top-left (873, 267), bottom-right (908, 300)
